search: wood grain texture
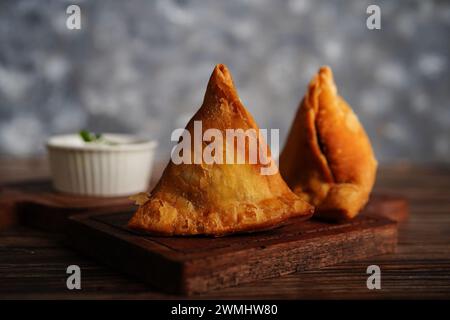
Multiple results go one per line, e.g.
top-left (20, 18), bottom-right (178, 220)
top-left (0, 159), bottom-right (449, 299)
top-left (67, 202), bottom-right (397, 294)
top-left (0, 179), bottom-right (133, 232)
top-left (364, 194), bottom-right (409, 222)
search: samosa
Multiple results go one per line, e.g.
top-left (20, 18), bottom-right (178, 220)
top-left (280, 66), bottom-right (377, 221)
top-left (128, 64), bottom-right (313, 236)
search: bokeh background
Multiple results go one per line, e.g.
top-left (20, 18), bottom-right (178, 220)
top-left (0, 0), bottom-right (449, 163)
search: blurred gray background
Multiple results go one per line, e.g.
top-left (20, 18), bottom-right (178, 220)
top-left (0, 0), bottom-right (449, 163)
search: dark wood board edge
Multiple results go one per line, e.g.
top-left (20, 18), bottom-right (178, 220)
top-left (67, 212), bottom-right (397, 295)
top-left (67, 213), bottom-right (185, 294)
top-left (0, 179), bottom-right (134, 231)
top-left (183, 219), bottom-right (398, 294)
top-left (364, 194), bottom-right (409, 222)
top-left (17, 202), bottom-right (135, 233)
top-left (0, 196), bottom-right (18, 231)
top-left (0, 187), bottom-right (24, 230)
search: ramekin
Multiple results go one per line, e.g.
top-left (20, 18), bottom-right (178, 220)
top-left (47, 133), bottom-right (157, 197)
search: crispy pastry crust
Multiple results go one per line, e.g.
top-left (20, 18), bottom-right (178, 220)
top-left (128, 64), bottom-right (314, 236)
top-left (280, 66), bottom-right (377, 221)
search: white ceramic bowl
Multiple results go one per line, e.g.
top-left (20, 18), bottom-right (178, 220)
top-left (47, 133), bottom-right (158, 197)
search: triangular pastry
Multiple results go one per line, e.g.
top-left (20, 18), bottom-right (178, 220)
top-left (280, 66), bottom-right (377, 221)
top-left (128, 64), bottom-right (314, 236)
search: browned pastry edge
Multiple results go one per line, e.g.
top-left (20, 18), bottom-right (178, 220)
top-left (127, 210), bottom-right (313, 237)
top-left (128, 64), bottom-right (314, 236)
top-left (280, 66), bottom-right (377, 221)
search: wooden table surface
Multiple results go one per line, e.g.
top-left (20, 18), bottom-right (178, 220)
top-left (0, 158), bottom-right (449, 299)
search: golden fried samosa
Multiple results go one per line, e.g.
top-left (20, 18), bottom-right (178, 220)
top-left (280, 66), bottom-right (377, 221)
top-left (128, 64), bottom-right (313, 236)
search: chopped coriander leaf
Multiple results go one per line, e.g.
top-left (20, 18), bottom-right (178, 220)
top-left (78, 130), bottom-right (116, 145)
top-left (79, 130), bottom-right (103, 143)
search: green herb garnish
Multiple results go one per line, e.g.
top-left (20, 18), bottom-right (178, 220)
top-left (79, 130), bottom-right (103, 142)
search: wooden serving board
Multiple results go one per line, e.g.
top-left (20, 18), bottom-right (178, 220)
top-left (0, 179), bottom-right (137, 232)
top-left (0, 178), bottom-right (408, 232)
top-left (67, 197), bottom-right (401, 295)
